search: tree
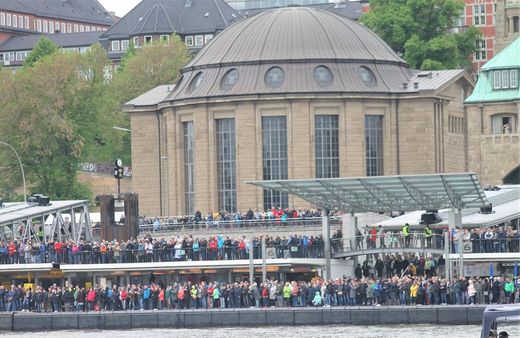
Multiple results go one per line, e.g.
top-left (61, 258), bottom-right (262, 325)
top-left (112, 34), bottom-right (191, 103)
top-left (362, 0), bottom-right (481, 70)
top-left (23, 36), bottom-right (58, 67)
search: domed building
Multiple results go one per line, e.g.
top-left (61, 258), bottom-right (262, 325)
top-left (125, 7), bottom-right (474, 216)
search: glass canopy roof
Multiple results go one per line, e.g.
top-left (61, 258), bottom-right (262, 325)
top-left (247, 173), bottom-right (489, 213)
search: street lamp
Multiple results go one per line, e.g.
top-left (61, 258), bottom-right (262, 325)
top-left (0, 141), bottom-right (27, 204)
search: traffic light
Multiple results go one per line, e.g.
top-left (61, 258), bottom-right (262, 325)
top-left (114, 158), bottom-right (124, 179)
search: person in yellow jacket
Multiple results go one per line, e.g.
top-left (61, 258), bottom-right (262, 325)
top-left (410, 281), bottom-right (419, 305)
top-left (424, 224), bottom-right (433, 248)
top-left (402, 223), bottom-right (410, 247)
top-left (283, 282), bottom-right (291, 307)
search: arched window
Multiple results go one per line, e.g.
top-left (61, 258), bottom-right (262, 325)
top-left (264, 66), bottom-right (285, 88)
top-left (313, 66), bottom-right (334, 88)
top-left (220, 69), bottom-right (239, 91)
top-left (188, 72), bottom-right (203, 93)
top-left (358, 66), bottom-right (377, 87)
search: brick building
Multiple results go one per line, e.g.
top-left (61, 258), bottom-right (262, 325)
top-left (0, 0), bottom-right (114, 66)
top-left (124, 7), bottom-right (477, 216)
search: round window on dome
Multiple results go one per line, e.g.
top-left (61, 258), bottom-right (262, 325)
top-left (264, 66), bottom-right (285, 88)
top-left (314, 66), bottom-right (334, 88)
top-left (220, 69), bottom-right (239, 91)
top-left (358, 66), bottom-right (377, 87)
top-left (188, 72), bottom-right (203, 93)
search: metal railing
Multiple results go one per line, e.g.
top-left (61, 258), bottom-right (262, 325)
top-left (454, 237), bottom-right (520, 254)
top-left (137, 217), bottom-right (341, 233)
top-left (330, 233), bottom-right (446, 256)
top-left (0, 244), bottom-right (325, 265)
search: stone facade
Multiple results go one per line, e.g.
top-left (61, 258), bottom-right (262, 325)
top-left (130, 79), bottom-right (477, 216)
top-left (466, 101), bottom-right (520, 184)
top-left (495, 0), bottom-right (520, 54)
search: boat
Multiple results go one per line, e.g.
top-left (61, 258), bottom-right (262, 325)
top-left (481, 303), bottom-right (520, 338)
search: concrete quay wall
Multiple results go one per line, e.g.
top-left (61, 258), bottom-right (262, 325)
top-left (0, 306), bottom-right (485, 332)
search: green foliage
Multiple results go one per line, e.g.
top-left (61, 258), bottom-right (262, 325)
top-left (23, 37), bottom-right (58, 67)
top-left (112, 34), bottom-right (191, 103)
top-left (362, 0), bottom-right (481, 70)
top-left (0, 33), bottom-right (191, 201)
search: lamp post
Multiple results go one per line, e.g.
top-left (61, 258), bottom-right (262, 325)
top-left (0, 141), bottom-right (27, 204)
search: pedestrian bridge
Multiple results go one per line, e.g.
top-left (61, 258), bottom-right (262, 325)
top-left (331, 233), bottom-right (445, 259)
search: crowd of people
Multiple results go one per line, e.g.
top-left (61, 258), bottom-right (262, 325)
top-left (1, 271), bottom-right (519, 313)
top-left (139, 208), bottom-right (330, 231)
top-left (0, 233), bottom-right (326, 265)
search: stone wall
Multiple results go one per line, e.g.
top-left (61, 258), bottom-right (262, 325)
top-left (0, 306), bottom-right (485, 332)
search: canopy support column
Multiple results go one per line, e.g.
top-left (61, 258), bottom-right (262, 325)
top-left (323, 213), bottom-right (331, 281)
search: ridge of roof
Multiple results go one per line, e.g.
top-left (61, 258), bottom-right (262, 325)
top-left (100, 0), bottom-right (241, 39)
top-left (0, 0), bottom-right (115, 25)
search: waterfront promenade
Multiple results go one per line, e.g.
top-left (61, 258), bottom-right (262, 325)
top-left (0, 306), bottom-right (486, 332)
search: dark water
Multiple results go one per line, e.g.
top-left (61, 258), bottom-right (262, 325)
top-left (1, 324), bottom-right (519, 338)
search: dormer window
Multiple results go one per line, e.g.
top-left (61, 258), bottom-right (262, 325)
top-left (493, 69), bottom-right (518, 89)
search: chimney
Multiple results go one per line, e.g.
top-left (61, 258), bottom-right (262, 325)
top-left (414, 82), bottom-right (419, 90)
top-left (402, 83), bottom-right (408, 90)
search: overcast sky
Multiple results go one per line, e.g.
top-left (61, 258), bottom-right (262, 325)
top-left (98, 0), bottom-right (143, 17)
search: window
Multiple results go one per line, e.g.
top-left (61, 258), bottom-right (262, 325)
top-left (216, 119), bottom-right (237, 212)
top-left (16, 51), bottom-right (28, 61)
top-left (7, 14), bottom-right (12, 26)
top-left (475, 39), bottom-right (487, 61)
top-left (204, 34), bottom-right (214, 44)
top-left (502, 70), bottom-right (510, 89)
top-left (133, 36), bottom-right (140, 47)
top-left (183, 121), bottom-right (195, 215)
top-left (144, 36), bottom-right (152, 44)
top-left (473, 4), bottom-right (486, 26)
top-left (492, 115), bottom-right (514, 134)
top-left (220, 69), bottom-right (239, 91)
top-left (514, 16), bottom-right (520, 33)
top-left (194, 35), bottom-right (203, 46)
top-left (493, 71), bottom-right (501, 89)
top-left (67, 23), bottom-right (72, 33)
top-left (313, 66), bottom-right (334, 88)
top-left (185, 36), bottom-right (193, 47)
top-left (61, 23), bottom-right (66, 33)
top-left (36, 19), bottom-right (42, 32)
top-left (111, 40), bottom-right (120, 52)
top-left (160, 35), bottom-right (169, 43)
top-left (510, 70), bottom-right (518, 88)
top-left (73, 24), bottom-right (79, 32)
top-left (79, 25), bottom-right (84, 32)
top-left (12, 15), bottom-right (16, 28)
top-left (49, 21), bottom-right (54, 33)
top-left (121, 40), bottom-right (129, 51)
top-left (24, 17), bottom-right (29, 29)
top-left (359, 66), bottom-right (377, 87)
top-left (43, 20), bottom-right (49, 33)
top-left (262, 116), bottom-right (289, 210)
top-left (85, 25), bottom-right (90, 32)
top-left (188, 72), bottom-right (203, 93)
top-left (264, 66), bottom-right (285, 88)
top-left (315, 115), bottom-right (339, 178)
top-left (92, 26), bottom-right (96, 32)
top-left (365, 115), bottom-right (384, 176)
top-left (0, 13), bottom-right (5, 26)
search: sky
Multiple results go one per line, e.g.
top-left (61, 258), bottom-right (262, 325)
top-left (97, 0), bottom-right (143, 17)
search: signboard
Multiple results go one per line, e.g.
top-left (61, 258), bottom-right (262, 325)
top-left (265, 248), bottom-right (276, 259)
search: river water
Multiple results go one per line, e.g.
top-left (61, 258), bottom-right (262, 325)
top-left (1, 324), bottom-right (519, 338)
